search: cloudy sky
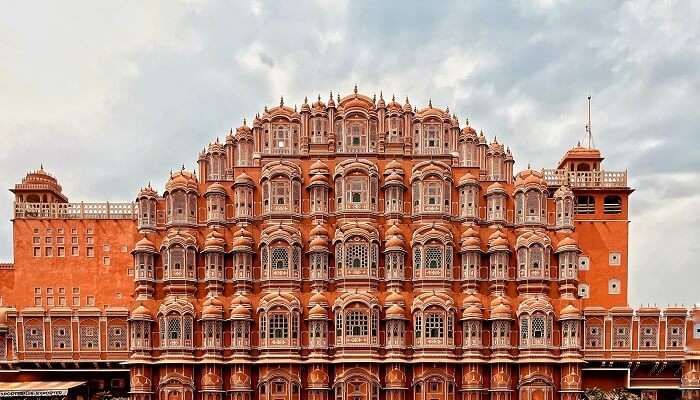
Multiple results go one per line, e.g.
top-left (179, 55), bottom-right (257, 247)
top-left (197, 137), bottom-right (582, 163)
top-left (1, 1), bottom-right (698, 306)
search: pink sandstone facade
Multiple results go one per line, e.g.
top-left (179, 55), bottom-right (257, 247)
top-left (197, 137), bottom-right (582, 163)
top-left (1, 88), bottom-right (699, 400)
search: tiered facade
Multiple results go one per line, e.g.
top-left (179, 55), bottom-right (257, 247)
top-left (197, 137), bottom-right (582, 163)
top-left (2, 89), bottom-right (700, 400)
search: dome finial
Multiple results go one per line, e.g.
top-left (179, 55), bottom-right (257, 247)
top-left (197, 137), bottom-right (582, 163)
top-left (428, 98), bottom-right (432, 108)
top-left (280, 96), bottom-right (284, 107)
top-left (527, 162), bottom-right (531, 169)
top-left (337, 92), bottom-right (340, 103)
top-left (392, 93), bottom-right (395, 102)
top-left (318, 93), bottom-right (321, 102)
top-left (181, 164), bottom-right (185, 171)
top-left (353, 83), bottom-right (358, 94)
top-left (243, 117), bottom-right (247, 126)
top-left (379, 91), bottom-right (384, 100)
top-left (304, 96), bottom-right (308, 104)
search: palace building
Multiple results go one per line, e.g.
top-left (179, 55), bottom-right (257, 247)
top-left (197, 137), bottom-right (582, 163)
top-left (1, 88), bottom-right (699, 400)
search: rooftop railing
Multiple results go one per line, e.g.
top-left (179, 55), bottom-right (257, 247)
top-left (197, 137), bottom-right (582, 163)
top-left (543, 169), bottom-right (628, 188)
top-left (14, 202), bottom-right (137, 220)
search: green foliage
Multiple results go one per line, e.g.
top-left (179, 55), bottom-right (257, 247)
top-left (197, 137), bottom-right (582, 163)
top-left (584, 388), bottom-right (640, 400)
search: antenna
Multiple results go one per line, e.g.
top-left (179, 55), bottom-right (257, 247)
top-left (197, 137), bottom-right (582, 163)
top-left (584, 96), bottom-right (595, 148)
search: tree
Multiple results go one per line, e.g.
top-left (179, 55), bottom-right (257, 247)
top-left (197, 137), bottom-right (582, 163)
top-left (584, 388), bottom-right (640, 400)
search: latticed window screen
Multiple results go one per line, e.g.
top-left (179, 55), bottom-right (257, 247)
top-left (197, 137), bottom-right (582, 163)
top-left (52, 325), bottom-right (71, 350)
top-left (667, 325), bottom-right (684, 348)
top-left (108, 324), bottom-right (127, 350)
top-left (261, 247), bottom-right (268, 271)
top-left (292, 247), bottom-right (301, 272)
top-left (613, 326), bottom-right (630, 348)
top-left (80, 325), bottom-right (99, 350)
top-left (425, 246), bottom-right (443, 269)
top-left (345, 311), bottom-right (368, 336)
top-left (425, 314), bottom-right (444, 338)
top-left (269, 314), bottom-right (288, 338)
top-left (520, 318), bottom-right (529, 340)
top-left (345, 243), bottom-right (368, 271)
top-left (414, 247), bottom-right (422, 270)
top-left (532, 317), bottom-right (545, 339)
top-left (271, 247), bottom-right (289, 270)
top-left (167, 318), bottom-right (181, 340)
top-left (586, 326), bottom-right (602, 348)
top-left (640, 325), bottom-right (658, 348)
top-left (25, 326), bottom-right (43, 349)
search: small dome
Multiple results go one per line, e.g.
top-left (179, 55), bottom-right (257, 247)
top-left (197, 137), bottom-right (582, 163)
top-left (310, 159), bottom-right (329, 172)
top-left (555, 236), bottom-right (579, 253)
top-left (385, 291), bottom-right (405, 305)
top-left (385, 235), bottom-right (405, 250)
top-left (230, 293), bottom-right (251, 308)
top-left (165, 169), bottom-right (199, 193)
top-left (559, 304), bottom-right (582, 320)
top-left (204, 230), bottom-right (226, 251)
top-left (202, 303), bottom-right (223, 319)
top-left (205, 182), bottom-right (227, 196)
top-left (486, 182), bottom-right (505, 195)
top-left (309, 174), bottom-right (330, 186)
top-left (137, 184), bottom-right (158, 199)
top-left (514, 169), bottom-right (546, 189)
top-left (385, 159), bottom-right (403, 171)
top-left (130, 304), bottom-right (153, 320)
top-left (134, 236), bottom-right (156, 253)
top-left (461, 305), bottom-right (483, 320)
top-left (309, 236), bottom-right (328, 251)
top-left (230, 305), bottom-right (251, 319)
top-left (462, 294), bottom-right (482, 307)
top-left (310, 224), bottom-right (329, 238)
top-left (458, 173), bottom-right (479, 187)
top-left (308, 304), bottom-right (328, 319)
top-left (402, 97), bottom-right (413, 112)
top-left (386, 304), bottom-right (406, 319)
top-left (309, 292), bottom-right (329, 307)
top-left (490, 303), bottom-right (512, 320)
top-left (234, 172), bottom-right (254, 186)
top-left (383, 171), bottom-right (404, 186)
top-left (385, 224), bottom-right (403, 237)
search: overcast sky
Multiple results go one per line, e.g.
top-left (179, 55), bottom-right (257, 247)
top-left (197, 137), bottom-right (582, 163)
top-left (1, 1), bottom-right (698, 306)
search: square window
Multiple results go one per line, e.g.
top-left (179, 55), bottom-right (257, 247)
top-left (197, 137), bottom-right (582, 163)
top-left (57, 228), bottom-right (64, 235)
top-left (57, 247), bottom-right (65, 257)
top-left (33, 247), bottom-right (41, 257)
top-left (47, 288), bottom-right (53, 295)
top-left (71, 247), bottom-right (79, 256)
top-left (86, 296), bottom-right (95, 306)
top-left (694, 324), bottom-right (700, 339)
top-left (45, 247), bottom-right (53, 257)
top-left (121, 245), bottom-right (128, 253)
top-left (58, 288), bottom-right (65, 294)
top-left (87, 228), bottom-right (94, 235)
top-left (71, 237), bottom-right (78, 244)
top-left (86, 237), bottom-right (94, 245)
top-left (34, 297), bottom-right (41, 306)
top-left (103, 256), bottom-right (110, 266)
top-left (33, 237), bottom-right (40, 244)
top-left (579, 256), bottom-right (590, 270)
top-left (46, 228), bottom-right (52, 234)
top-left (609, 252), bottom-right (622, 266)
top-left (72, 288), bottom-right (79, 294)
top-left (103, 244), bottom-right (110, 252)
top-left (34, 288), bottom-right (41, 295)
top-left (47, 297), bottom-right (54, 306)
top-left (87, 247), bottom-right (94, 257)
top-left (57, 237), bottom-right (64, 244)
top-left (71, 228), bottom-right (77, 235)
top-left (33, 228), bottom-right (40, 234)
top-left (45, 237), bottom-right (52, 244)
top-left (72, 296), bottom-right (80, 306)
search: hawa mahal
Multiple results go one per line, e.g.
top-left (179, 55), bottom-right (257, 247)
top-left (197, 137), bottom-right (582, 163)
top-left (1, 88), bottom-right (699, 400)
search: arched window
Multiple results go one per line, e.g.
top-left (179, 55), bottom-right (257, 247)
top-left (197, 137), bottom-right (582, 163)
top-left (412, 228), bottom-right (454, 282)
top-left (410, 161), bottom-right (452, 216)
top-left (261, 161), bottom-right (302, 215)
top-left (608, 278), bottom-right (621, 294)
top-left (334, 159), bottom-right (379, 212)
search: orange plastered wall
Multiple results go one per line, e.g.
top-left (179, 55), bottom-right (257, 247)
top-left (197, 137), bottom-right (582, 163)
top-left (9, 219), bottom-right (138, 309)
